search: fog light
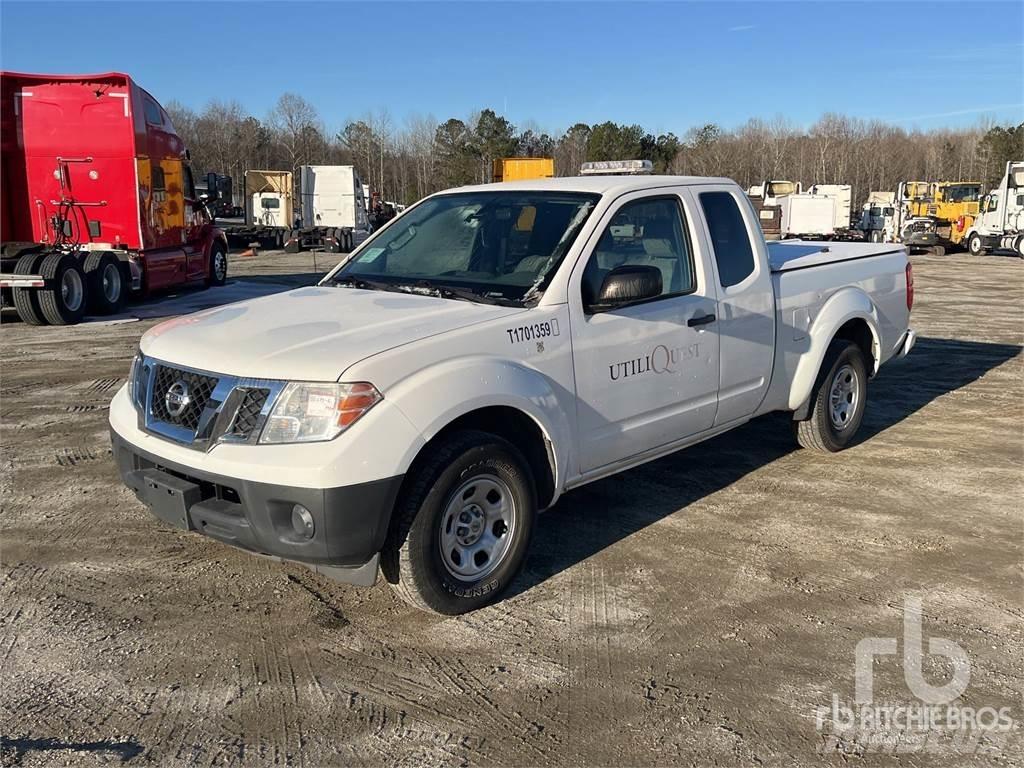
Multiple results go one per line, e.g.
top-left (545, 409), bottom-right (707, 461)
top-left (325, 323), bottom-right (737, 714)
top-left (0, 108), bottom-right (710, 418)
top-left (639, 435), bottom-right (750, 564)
top-left (291, 504), bottom-right (315, 539)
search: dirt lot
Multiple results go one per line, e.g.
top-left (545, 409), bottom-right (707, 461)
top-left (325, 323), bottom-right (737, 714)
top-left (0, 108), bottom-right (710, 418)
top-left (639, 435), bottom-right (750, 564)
top-left (1, 250), bottom-right (1021, 766)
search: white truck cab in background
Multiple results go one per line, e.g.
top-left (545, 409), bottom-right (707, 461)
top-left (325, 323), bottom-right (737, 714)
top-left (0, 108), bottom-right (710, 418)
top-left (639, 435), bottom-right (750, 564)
top-left (110, 172), bottom-right (915, 614)
top-left (964, 161), bottom-right (1024, 257)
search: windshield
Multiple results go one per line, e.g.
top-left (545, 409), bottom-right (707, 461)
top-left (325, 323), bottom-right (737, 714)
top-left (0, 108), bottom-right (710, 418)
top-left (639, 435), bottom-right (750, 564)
top-left (943, 184), bottom-right (981, 203)
top-left (767, 181), bottom-right (798, 197)
top-left (332, 191), bottom-right (599, 304)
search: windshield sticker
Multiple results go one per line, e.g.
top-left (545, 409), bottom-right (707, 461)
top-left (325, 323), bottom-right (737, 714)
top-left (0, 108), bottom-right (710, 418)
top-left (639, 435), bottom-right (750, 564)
top-left (507, 320), bottom-right (559, 345)
top-left (609, 343), bottom-right (700, 381)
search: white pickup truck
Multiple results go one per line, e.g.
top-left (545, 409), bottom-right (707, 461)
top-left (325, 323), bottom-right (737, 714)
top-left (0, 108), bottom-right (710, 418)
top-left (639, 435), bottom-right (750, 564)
top-left (110, 175), bottom-right (916, 614)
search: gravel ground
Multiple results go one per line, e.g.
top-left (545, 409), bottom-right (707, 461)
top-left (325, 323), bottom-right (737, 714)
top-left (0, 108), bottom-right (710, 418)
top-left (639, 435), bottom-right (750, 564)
top-left (1, 249), bottom-right (1022, 767)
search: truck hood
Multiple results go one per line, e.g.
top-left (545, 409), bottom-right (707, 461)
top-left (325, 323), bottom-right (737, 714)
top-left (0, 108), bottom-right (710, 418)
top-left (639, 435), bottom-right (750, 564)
top-left (141, 286), bottom-right (526, 381)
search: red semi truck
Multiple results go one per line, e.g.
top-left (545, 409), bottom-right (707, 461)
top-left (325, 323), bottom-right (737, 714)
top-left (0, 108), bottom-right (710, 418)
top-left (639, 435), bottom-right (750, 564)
top-left (0, 71), bottom-right (228, 325)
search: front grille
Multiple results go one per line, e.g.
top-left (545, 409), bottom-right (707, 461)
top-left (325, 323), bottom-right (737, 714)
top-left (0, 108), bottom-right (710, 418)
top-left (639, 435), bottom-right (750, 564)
top-left (150, 365), bottom-right (219, 432)
top-left (225, 388), bottom-right (269, 439)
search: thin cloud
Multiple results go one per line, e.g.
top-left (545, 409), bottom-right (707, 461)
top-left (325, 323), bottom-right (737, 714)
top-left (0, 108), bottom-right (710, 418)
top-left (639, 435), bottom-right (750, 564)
top-left (889, 103), bottom-right (1024, 122)
top-left (728, 24), bottom-right (755, 32)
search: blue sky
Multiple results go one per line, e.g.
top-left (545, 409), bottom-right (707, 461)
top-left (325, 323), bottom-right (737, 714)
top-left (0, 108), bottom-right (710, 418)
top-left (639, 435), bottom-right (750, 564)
top-left (2, 1), bottom-right (1022, 136)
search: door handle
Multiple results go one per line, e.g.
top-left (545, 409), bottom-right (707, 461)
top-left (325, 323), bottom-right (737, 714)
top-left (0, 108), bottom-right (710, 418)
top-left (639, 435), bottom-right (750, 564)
top-left (687, 313), bottom-right (716, 327)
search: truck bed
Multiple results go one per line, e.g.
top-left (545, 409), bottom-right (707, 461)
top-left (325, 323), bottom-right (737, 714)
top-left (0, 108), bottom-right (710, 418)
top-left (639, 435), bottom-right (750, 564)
top-left (767, 240), bottom-right (905, 272)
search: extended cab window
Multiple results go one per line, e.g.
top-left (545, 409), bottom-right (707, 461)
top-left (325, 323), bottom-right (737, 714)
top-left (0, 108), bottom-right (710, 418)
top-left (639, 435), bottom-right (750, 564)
top-left (582, 197), bottom-right (695, 305)
top-left (700, 191), bottom-right (755, 287)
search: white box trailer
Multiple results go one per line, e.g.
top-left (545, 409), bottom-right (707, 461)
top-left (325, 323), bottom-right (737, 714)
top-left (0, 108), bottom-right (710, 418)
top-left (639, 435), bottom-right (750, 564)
top-left (779, 194), bottom-right (836, 238)
top-left (296, 165), bottom-right (371, 253)
top-left (808, 184), bottom-right (852, 230)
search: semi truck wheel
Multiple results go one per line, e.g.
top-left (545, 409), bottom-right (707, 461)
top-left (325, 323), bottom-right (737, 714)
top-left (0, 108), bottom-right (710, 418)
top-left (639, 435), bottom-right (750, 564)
top-left (37, 253), bottom-right (87, 325)
top-left (206, 243), bottom-right (228, 287)
top-left (11, 252), bottom-right (48, 325)
top-left (794, 340), bottom-right (868, 453)
top-left (83, 252), bottom-right (126, 314)
top-left (382, 430), bottom-right (536, 614)
top-left (967, 233), bottom-right (984, 256)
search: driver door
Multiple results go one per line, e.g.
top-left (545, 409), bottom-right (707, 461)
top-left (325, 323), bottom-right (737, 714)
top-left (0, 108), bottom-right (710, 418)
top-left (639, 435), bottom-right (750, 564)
top-left (569, 190), bottom-right (720, 473)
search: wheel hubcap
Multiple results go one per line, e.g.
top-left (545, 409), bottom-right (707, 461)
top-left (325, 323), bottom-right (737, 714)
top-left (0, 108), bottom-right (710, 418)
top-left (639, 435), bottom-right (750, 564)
top-left (439, 473), bottom-right (516, 581)
top-left (829, 364), bottom-right (859, 430)
top-left (61, 269), bottom-right (84, 311)
top-left (102, 263), bottom-right (121, 302)
top-left (215, 252), bottom-right (226, 280)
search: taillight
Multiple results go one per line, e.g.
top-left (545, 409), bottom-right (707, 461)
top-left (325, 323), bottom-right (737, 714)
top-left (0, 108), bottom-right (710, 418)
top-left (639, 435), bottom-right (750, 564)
top-left (905, 263), bottom-right (914, 311)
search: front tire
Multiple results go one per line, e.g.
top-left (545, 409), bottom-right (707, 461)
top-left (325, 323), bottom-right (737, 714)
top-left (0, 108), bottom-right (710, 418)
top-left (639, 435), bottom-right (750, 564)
top-left (967, 233), bottom-right (984, 256)
top-left (84, 252), bottom-right (126, 315)
top-left (383, 430), bottom-right (536, 614)
top-left (794, 340), bottom-right (868, 453)
top-left (206, 243), bottom-right (228, 287)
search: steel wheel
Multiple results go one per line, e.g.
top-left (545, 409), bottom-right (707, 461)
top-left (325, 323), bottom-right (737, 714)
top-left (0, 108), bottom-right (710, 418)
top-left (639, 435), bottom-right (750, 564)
top-left (61, 267), bottom-right (85, 312)
top-left (439, 473), bottom-right (516, 581)
top-left (828, 364), bottom-right (859, 430)
top-left (214, 250), bottom-right (227, 282)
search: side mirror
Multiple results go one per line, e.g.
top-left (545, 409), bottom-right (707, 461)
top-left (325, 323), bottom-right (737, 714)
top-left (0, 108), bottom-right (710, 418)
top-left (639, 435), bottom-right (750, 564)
top-left (588, 264), bottom-right (662, 313)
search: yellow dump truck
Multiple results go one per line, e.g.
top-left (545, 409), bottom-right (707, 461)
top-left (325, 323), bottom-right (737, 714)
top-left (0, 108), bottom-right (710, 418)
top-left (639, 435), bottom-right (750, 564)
top-left (492, 157), bottom-right (555, 183)
top-left (901, 180), bottom-right (983, 251)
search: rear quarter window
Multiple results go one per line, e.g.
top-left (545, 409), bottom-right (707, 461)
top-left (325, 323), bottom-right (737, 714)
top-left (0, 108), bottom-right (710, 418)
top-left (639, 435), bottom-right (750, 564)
top-left (699, 191), bottom-right (755, 287)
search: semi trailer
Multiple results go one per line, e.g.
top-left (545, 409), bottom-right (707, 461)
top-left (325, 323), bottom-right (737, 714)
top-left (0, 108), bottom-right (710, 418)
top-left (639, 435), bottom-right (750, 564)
top-left (492, 157), bottom-right (555, 182)
top-left (0, 71), bottom-right (227, 326)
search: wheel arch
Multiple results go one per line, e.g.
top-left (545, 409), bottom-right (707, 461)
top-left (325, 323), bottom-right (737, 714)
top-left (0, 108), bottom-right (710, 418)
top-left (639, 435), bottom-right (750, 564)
top-left (382, 358), bottom-right (572, 510)
top-left (789, 288), bottom-right (881, 416)
top-left (404, 405), bottom-right (557, 511)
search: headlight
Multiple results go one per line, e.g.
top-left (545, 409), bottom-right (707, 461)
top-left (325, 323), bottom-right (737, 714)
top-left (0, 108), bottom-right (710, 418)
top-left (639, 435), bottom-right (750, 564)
top-left (259, 382), bottom-right (382, 444)
top-left (127, 352), bottom-right (146, 411)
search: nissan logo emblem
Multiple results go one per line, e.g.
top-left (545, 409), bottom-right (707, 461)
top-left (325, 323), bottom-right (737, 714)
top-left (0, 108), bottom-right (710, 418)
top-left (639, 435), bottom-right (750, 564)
top-left (164, 380), bottom-right (191, 418)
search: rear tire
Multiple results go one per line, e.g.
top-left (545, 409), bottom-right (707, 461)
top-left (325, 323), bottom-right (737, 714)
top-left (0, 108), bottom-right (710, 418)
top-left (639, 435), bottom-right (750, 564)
top-left (83, 252), bottom-right (126, 315)
top-left (37, 253), bottom-right (87, 325)
top-left (794, 340), bottom-right (868, 453)
top-left (11, 252), bottom-right (48, 325)
top-left (382, 430), bottom-right (536, 614)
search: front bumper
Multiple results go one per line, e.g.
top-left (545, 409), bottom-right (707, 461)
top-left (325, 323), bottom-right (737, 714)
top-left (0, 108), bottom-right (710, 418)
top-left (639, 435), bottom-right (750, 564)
top-left (111, 428), bottom-right (403, 586)
top-left (903, 232), bottom-right (939, 247)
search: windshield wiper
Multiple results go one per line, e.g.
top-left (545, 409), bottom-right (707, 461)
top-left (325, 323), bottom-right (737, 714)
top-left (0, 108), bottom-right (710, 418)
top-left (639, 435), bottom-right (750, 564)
top-left (332, 275), bottom-right (399, 292)
top-left (412, 280), bottom-right (522, 307)
top-left (334, 275), bottom-right (521, 306)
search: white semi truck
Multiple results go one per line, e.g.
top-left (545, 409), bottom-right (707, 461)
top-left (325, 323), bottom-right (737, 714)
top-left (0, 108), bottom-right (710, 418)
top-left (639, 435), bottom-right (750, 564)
top-left (293, 165), bottom-right (372, 254)
top-left (963, 161), bottom-right (1024, 258)
top-left (110, 171), bottom-right (915, 614)
top-left (221, 167), bottom-right (372, 253)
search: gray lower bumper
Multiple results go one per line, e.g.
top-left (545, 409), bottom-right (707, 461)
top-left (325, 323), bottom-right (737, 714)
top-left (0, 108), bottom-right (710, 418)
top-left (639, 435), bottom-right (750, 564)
top-left (110, 428), bottom-right (403, 586)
